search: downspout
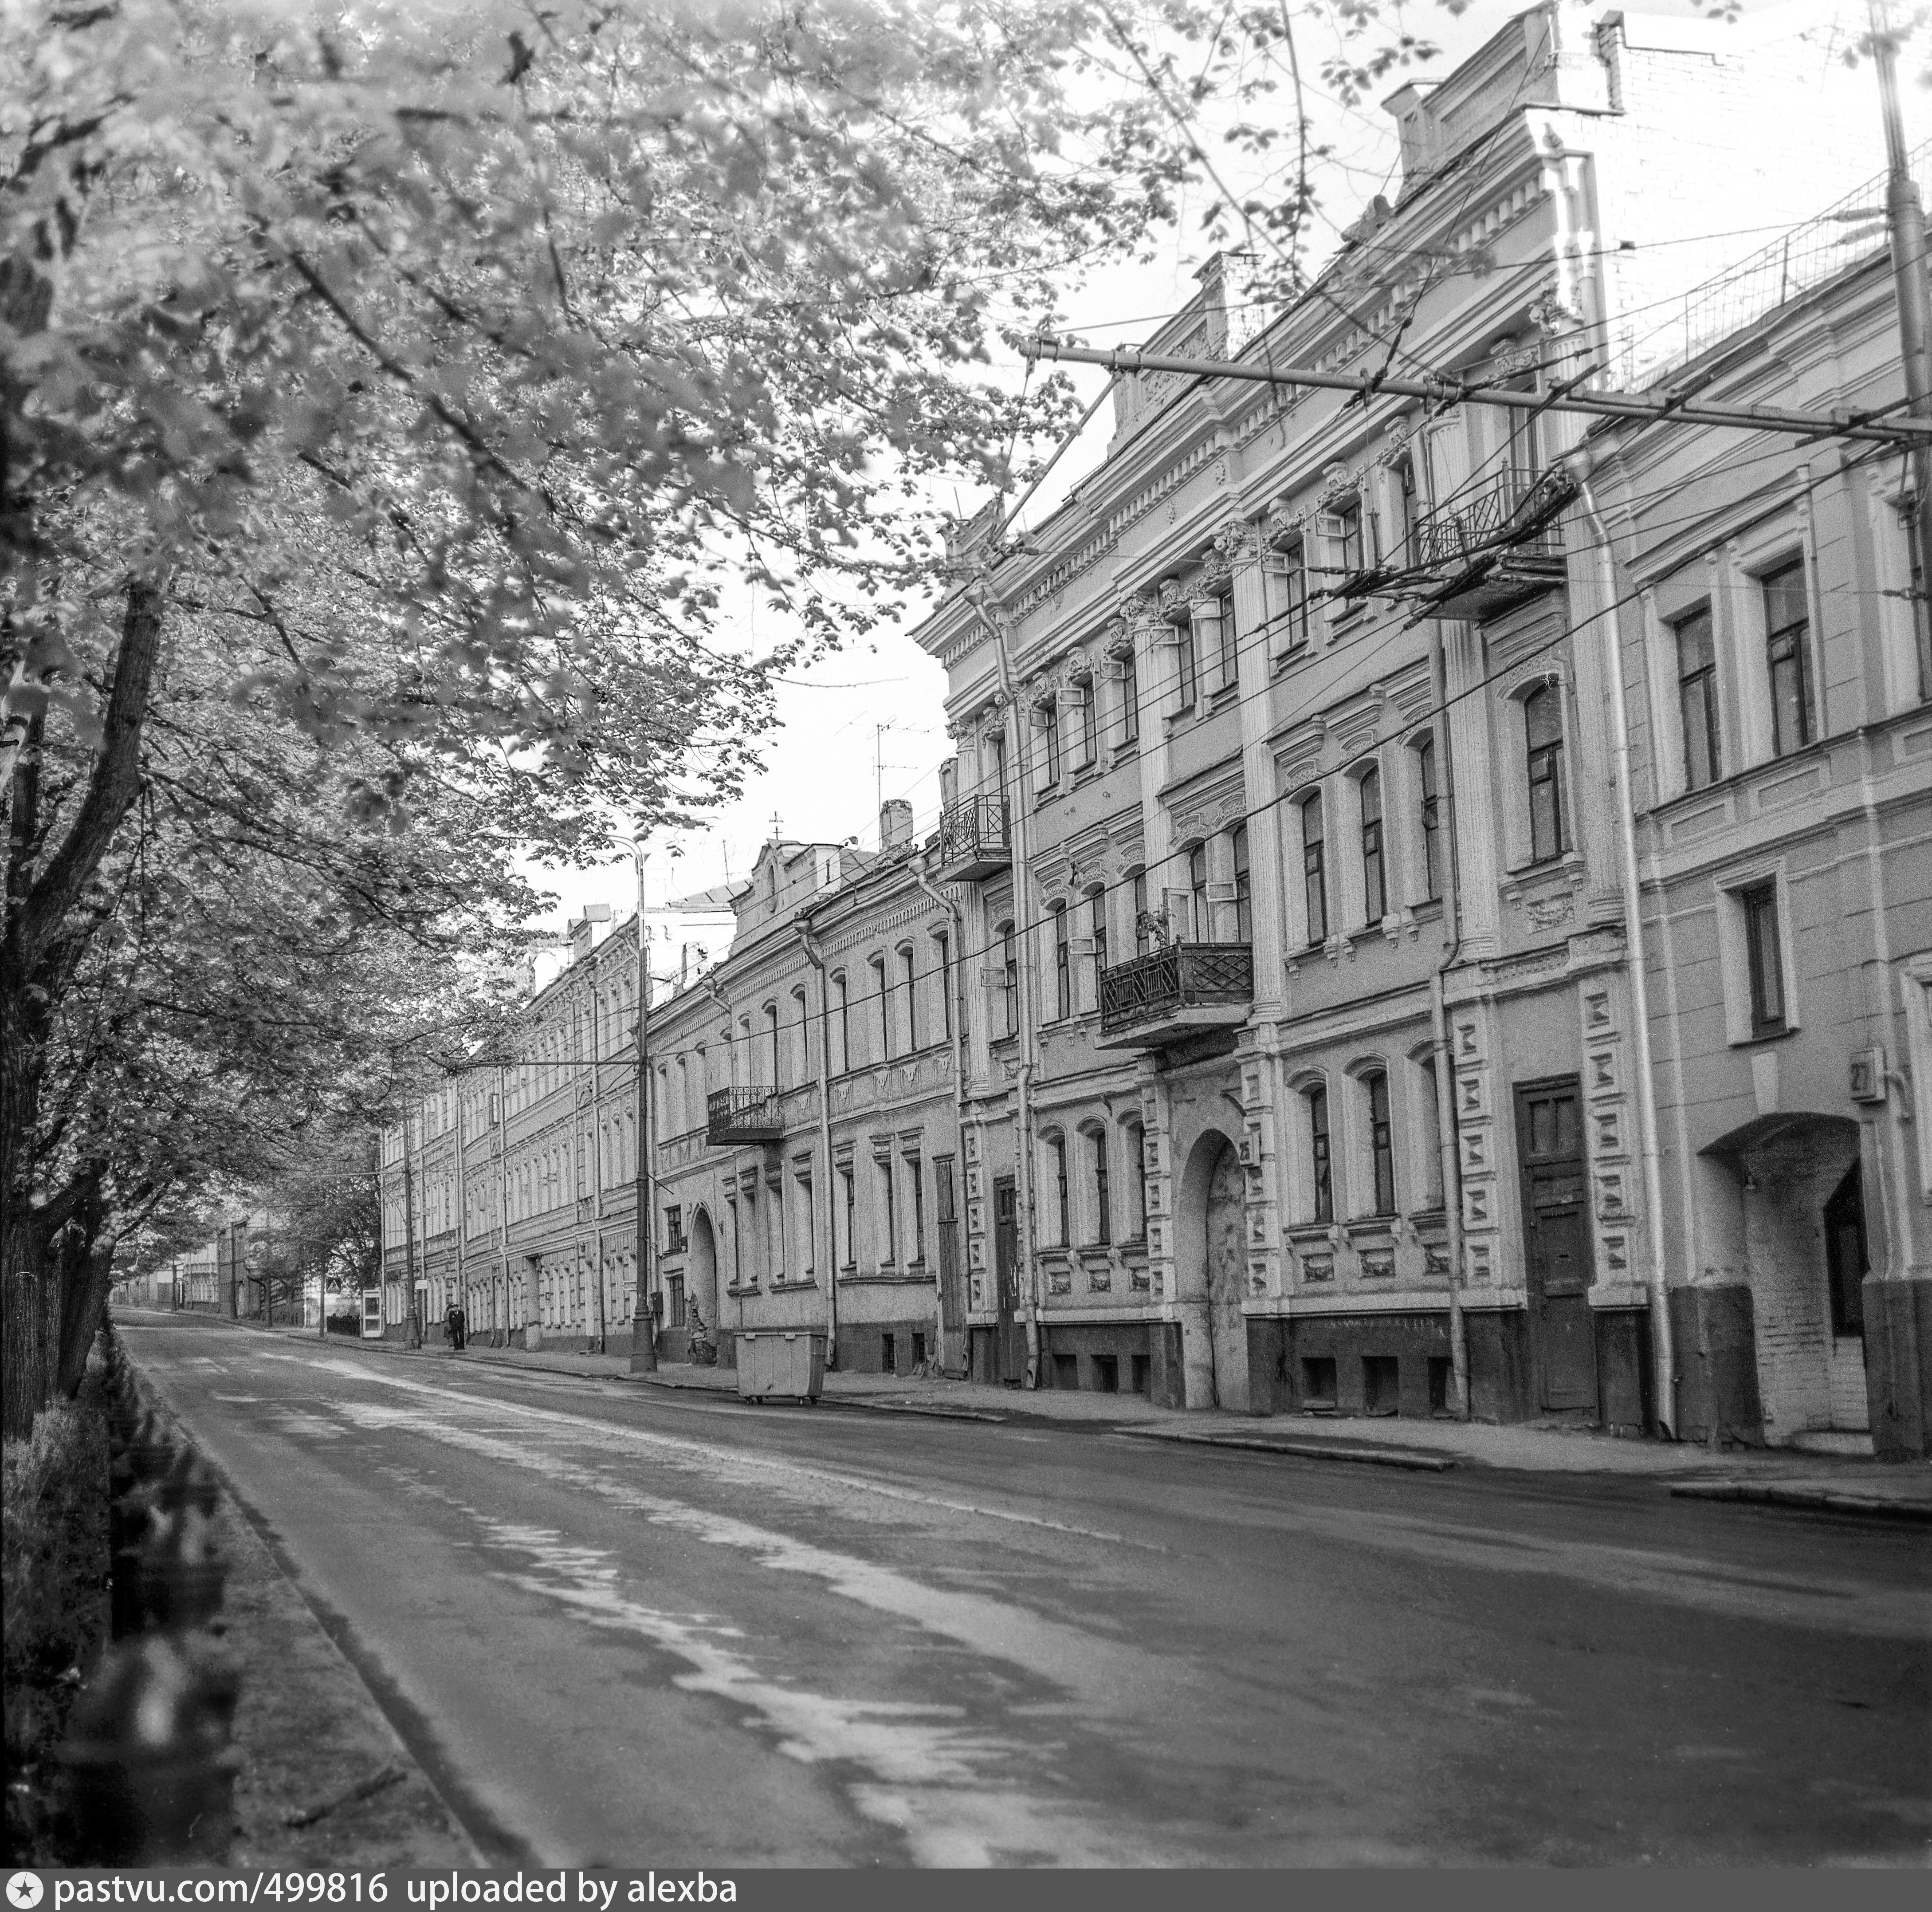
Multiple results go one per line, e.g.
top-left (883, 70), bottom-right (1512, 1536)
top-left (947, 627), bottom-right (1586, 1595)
top-left (798, 914), bottom-right (839, 1366)
top-left (967, 586), bottom-right (1043, 1387)
top-left (496, 1063), bottom-right (510, 1343)
top-left (1426, 622), bottom-right (1472, 1419)
top-left (1573, 461), bottom-right (1678, 1438)
top-left (910, 850), bottom-right (970, 1374)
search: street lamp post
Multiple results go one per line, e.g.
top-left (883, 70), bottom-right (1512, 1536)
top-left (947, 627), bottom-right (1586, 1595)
top-left (619, 839), bottom-right (660, 1373)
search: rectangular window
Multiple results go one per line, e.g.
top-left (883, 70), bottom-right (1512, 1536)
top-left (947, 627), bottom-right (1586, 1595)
top-left (1763, 559), bottom-right (1814, 756)
top-left (838, 1165), bottom-right (856, 1268)
top-left (908, 1155), bottom-right (925, 1265)
top-left (1188, 843), bottom-right (1210, 944)
top-left (1175, 622), bottom-right (1198, 710)
top-left (1417, 735), bottom-right (1441, 901)
top-left (879, 1157), bottom-right (897, 1266)
top-left (1675, 606), bottom-right (1721, 791)
top-left (1052, 1137), bottom-right (1070, 1247)
top-left (1092, 1132), bottom-right (1111, 1246)
top-left (1131, 870), bottom-right (1150, 955)
top-left (797, 1174), bottom-right (814, 1278)
top-left (1131, 1128), bottom-right (1149, 1238)
top-left (1360, 770), bottom-right (1386, 924)
top-left (1302, 795), bottom-right (1328, 945)
top-left (1231, 825), bottom-right (1252, 944)
top-left (1054, 904), bottom-right (1072, 1020)
top-left (1080, 687), bottom-right (1098, 767)
top-left (1309, 1088), bottom-right (1333, 1224)
top-left (665, 1205), bottom-right (685, 1255)
top-left (1271, 541), bottom-right (1311, 657)
top-left (1334, 496), bottom-right (1365, 575)
top-left (1525, 684), bottom-right (1567, 865)
top-left (1090, 890), bottom-right (1108, 981)
top-left (901, 947), bottom-right (918, 1052)
top-left (1040, 698), bottom-right (1061, 788)
top-left (938, 934), bottom-right (953, 1041)
top-left (872, 957), bottom-right (891, 1062)
top-left (1742, 882), bottom-right (1787, 1038)
top-left (1120, 652), bottom-right (1140, 745)
top-left (1001, 923), bottom-right (1018, 1037)
top-left (1212, 586), bottom-right (1237, 688)
top-left (833, 974), bottom-right (849, 1074)
top-left (1367, 1072), bottom-right (1395, 1215)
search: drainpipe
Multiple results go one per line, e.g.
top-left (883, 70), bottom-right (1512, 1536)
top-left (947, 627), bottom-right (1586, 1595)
top-left (910, 850), bottom-right (970, 1374)
top-left (798, 915), bottom-right (840, 1366)
top-left (967, 586), bottom-right (1043, 1388)
top-left (1426, 622), bottom-right (1472, 1419)
top-left (1573, 460), bottom-right (1678, 1439)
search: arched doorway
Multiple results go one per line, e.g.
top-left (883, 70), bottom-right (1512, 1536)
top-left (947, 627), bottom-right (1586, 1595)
top-left (687, 1205), bottom-right (719, 1347)
top-left (1174, 1131), bottom-right (1250, 1411)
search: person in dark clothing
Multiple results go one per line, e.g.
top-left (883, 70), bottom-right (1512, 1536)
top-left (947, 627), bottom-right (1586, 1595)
top-left (446, 1302), bottom-right (467, 1351)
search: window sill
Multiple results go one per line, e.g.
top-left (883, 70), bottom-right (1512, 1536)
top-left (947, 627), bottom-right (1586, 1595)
top-left (1072, 763), bottom-right (1101, 789)
top-left (1034, 790), bottom-right (1063, 812)
top-left (1109, 742), bottom-right (1141, 769)
top-left (1207, 683), bottom-right (1240, 711)
top-left (725, 1283), bottom-right (760, 1298)
top-left (767, 1278), bottom-right (819, 1293)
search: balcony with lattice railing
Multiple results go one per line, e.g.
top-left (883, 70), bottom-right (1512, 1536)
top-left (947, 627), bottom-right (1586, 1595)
top-left (1096, 942), bottom-right (1253, 1050)
top-left (934, 794), bottom-right (1011, 882)
top-left (707, 1086), bottom-right (784, 1146)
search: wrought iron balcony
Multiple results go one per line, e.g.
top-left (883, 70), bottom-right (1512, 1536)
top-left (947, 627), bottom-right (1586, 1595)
top-left (1408, 466), bottom-right (1575, 618)
top-left (934, 794), bottom-right (1011, 883)
top-left (707, 1086), bottom-right (784, 1146)
top-left (1096, 942), bottom-right (1253, 1050)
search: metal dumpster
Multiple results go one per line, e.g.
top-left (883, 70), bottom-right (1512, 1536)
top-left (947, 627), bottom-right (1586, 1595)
top-left (734, 1330), bottom-right (825, 1404)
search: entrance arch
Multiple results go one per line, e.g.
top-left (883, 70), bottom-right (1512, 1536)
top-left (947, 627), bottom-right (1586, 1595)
top-left (1173, 1130), bottom-right (1250, 1411)
top-left (687, 1205), bottom-right (719, 1342)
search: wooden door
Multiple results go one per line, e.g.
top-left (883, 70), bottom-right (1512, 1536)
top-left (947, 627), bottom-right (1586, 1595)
top-left (993, 1176), bottom-right (1024, 1383)
top-left (1515, 1081), bottom-right (1596, 1413)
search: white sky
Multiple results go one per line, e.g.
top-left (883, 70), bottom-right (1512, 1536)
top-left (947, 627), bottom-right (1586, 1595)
top-left (525, 0), bottom-right (1899, 933)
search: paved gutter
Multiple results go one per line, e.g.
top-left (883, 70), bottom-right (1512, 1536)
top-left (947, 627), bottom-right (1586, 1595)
top-left (1115, 1423), bottom-right (1457, 1471)
top-left (1669, 1479), bottom-right (1932, 1523)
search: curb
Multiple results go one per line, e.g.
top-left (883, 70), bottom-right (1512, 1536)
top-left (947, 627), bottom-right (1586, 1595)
top-left (1669, 1480), bottom-right (1932, 1523)
top-left (1115, 1424), bottom-right (1457, 1471)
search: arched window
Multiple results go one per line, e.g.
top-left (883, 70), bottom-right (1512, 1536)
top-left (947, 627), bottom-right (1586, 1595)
top-left (1308, 1086), bottom-right (1333, 1224)
top-left (1089, 1129), bottom-right (1112, 1246)
top-left (1363, 1070), bottom-right (1395, 1215)
top-left (1301, 793), bottom-right (1328, 945)
top-left (1126, 1123), bottom-right (1149, 1239)
top-left (1052, 902), bottom-right (1071, 1020)
top-left (900, 944), bottom-right (918, 1051)
top-left (1524, 684), bottom-right (1567, 864)
top-left (1360, 767), bottom-right (1386, 923)
top-left (999, 922), bottom-right (1018, 1037)
top-left (1415, 734), bottom-right (1441, 901)
top-left (1047, 1133), bottom-right (1070, 1246)
top-left (831, 973), bottom-right (850, 1073)
top-left (1131, 870), bottom-right (1150, 955)
top-left (763, 1001), bottom-right (781, 1089)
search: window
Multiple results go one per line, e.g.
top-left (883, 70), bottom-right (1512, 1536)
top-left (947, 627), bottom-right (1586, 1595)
top-left (1080, 686), bottom-right (1099, 767)
top-left (1416, 1058), bottom-right (1444, 1211)
top-left (900, 945), bottom-right (918, 1052)
top-left (1210, 586), bottom-right (1237, 688)
top-left (1128, 1125), bottom-right (1149, 1238)
top-left (1053, 902), bottom-right (1072, 1020)
top-left (1131, 869), bottom-right (1150, 955)
top-left (1000, 921), bottom-right (1018, 1037)
top-left (1231, 825), bottom-right (1252, 944)
top-left (1040, 698), bottom-right (1062, 788)
top-left (832, 972), bottom-right (850, 1073)
top-left (1524, 684), bottom-right (1567, 865)
top-left (764, 1002), bottom-right (781, 1088)
top-left (1088, 888), bottom-right (1108, 983)
top-left (1271, 541), bottom-right (1312, 657)
top-left (1301, 793), bottom-right (1328, 945)
top-left (1308, 1087), bottom-right (1333, 1223)
top-left (1392, 455), bottom-right (1418, 565)
top-left (1673, 606), bottom-right (1721, 791)
top-left (1416, 735), bottom-right (1441, 902)
top-left (1175, 619), bottom-right (1198, 710)
top-left (1763, 559), bottom-right (1814, 755)
top-left (1050, 1136), bottom-right (1070, 1246)
top-left (665, 1205), bottom-right (685, 1255)
top-left (839, 1164), bottom-right (856, 1267)
top-left (791, 985), bottom-right (809, 1082)
top-left (1119, 652), bottom-right (1140, 745)
top-left (1365, 1071), bottom-right (1395, 1215)
top-left (1333, 496), bottom-right (1365, 575)
top-left (1824, 1161), bottom-right (1866, 1338)
top-left (1742, 881), bottom-right (1786, 1038)
top-left (1359, 768), bottom-right (1386, 924)
top-left (879, 1156), bottom-right (897, 1265)
top-left (1187, 844), bottom-right (1209, 943)
top-left (1092, 1132), bottom-right (1111, 1245)
top-left (908, 1155), bottom-right (926, 1265)
top-left (937, 933), bottom-right (953, 1041)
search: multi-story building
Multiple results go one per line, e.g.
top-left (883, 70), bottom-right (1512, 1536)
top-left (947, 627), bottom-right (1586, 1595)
top-left (648, 807), bottom-right (967, 1375)
top-left (1583, 181), bottom-right (1932, 1459)
top-left (912, 0), bottom-right (1929, 1440)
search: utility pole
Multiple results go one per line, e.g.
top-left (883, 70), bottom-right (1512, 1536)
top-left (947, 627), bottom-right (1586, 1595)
top-left (1873, 2), bottom-right (1932, 672)
top-left (626, 841), bottom-right (660, 1372)
top-left (402, 1106), bottom-right (421, 1348)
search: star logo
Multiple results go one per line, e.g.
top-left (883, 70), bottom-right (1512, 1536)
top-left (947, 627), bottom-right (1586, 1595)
top-left (7, 1875), bottom-right (45, 1910)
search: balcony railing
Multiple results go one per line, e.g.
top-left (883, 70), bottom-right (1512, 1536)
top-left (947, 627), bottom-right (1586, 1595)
top-left (707, 1086), bottom-right (784, 1146)
top-left (1414, 466), bottom-right (1569, 570)
top-left (1097, 942), bottom-right (1253, 1048)
top-left (934, 794), bottom-right (1011, 882)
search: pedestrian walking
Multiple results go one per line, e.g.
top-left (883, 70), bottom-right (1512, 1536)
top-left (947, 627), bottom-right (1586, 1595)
top-left (446, 1302), bottom-right (466, 1352)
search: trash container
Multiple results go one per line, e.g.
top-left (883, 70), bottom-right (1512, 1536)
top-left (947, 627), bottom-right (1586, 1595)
top-left (735, 1330), bottom-right (825, 1404)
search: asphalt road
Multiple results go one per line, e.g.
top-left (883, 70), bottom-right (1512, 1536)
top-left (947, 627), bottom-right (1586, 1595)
top-left (122, 1315), bottom-right (1929, 1867)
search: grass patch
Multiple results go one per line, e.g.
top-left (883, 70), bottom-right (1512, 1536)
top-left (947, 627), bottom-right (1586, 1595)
top-left (4, 1379), bottom-right (111, 1865)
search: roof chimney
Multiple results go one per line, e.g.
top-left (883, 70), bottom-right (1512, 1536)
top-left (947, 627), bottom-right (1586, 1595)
top-left (567, 903), bottom-right (613, 963)
top-left (880, 799), bottom-right (915, 852)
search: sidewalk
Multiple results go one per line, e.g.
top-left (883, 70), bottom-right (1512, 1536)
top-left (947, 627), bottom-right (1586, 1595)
top-left (133, 1310), bottom-right (1932, 1517)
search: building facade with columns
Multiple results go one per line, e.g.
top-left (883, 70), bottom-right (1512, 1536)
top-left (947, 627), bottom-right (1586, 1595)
top-left (915, 0), bottom-right (1921, 1431)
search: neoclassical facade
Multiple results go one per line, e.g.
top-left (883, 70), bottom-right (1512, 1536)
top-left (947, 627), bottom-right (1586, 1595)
top-left (914, 0), bottom-right (1928, 1440)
